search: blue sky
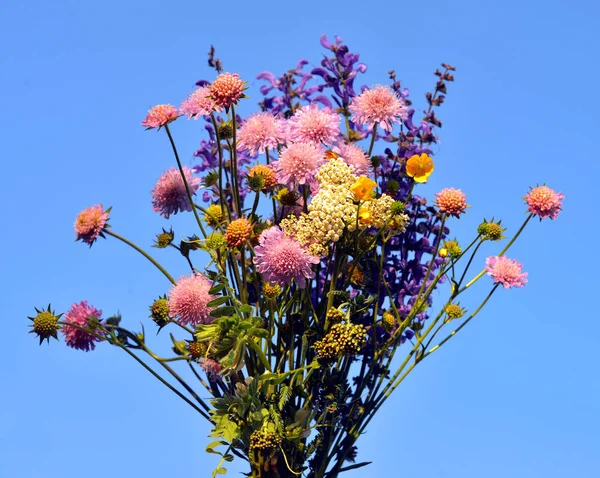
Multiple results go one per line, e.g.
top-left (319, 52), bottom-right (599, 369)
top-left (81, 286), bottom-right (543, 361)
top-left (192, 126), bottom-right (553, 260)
top-left (1, 1), bottom-right (598, 477)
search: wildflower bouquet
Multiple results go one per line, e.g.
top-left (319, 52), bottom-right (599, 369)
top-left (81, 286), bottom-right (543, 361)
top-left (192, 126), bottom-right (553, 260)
top-left (28, 35), bottom-right (564, 477)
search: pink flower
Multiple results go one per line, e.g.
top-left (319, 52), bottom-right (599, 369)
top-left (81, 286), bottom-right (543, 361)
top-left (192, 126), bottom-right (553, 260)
top-left (200, 358), bottom-right (223, 379)
top-left (168, 274), bottom-right (217, 326)
top-left (333, 143), bottom-right (373, 177)
top-left (485, 256), bottom-right (528, 289)
top-left (525, 186), bottom-right (564, 220)
top-left (209, 73), bottom-right (245, 108)
top-left (141, 104), bottom-right (179, 129)
top-left (75, 204), bottom-right (109, 246)
top-left (349, 85), bottom-right (407, 131)
top-left (180, 87), bottom-right (220, 119)
top-left (287, 104), bottom-right (341, 145)
top-left (435, 188), bottom-right (468, 217)
top-left (151, 166), bottom-right (200, 219)
top-left (237, 112), bottom-right (285, 155)
top-left (62, 301), bottom-right (105, 352)
top-left (273, 142), bottom-right (324, 187)
top-left (254, 227), bottom-right (320, 288)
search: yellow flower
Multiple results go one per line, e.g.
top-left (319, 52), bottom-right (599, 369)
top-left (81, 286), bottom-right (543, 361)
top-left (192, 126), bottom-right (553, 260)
top-left (405, 153), bottom-right (434, 183)
top-left (350, 176), bottom-right (377, 200)
top-left (358, 207), bottom-right (372, 225)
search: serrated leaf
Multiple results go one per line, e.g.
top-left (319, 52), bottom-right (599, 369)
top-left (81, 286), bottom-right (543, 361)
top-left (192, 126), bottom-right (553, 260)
top-left (207, 296), bottom-right (231, 307)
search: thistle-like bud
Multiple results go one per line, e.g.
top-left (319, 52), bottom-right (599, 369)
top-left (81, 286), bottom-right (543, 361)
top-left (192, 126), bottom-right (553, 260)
top-left (370, 156), bottom-right (381, 169)
top-left (277, 188), bottom-right (300, 207)
top-left (217, 121), bottom-right (234, 139)
top-left (386, 180), bottom-right (400, 194)
top-left (445, 303), bottom-right (466, 320)
top-left (225, 218), bottom-right (252, 248)
top-left (188, 340), bottom-right (208, 360)
top-left (204, 204), bottom-right (224, 227)
top-left (28, 305), bottom-right (61, 344)
top-left (247, 173), bottom-right (265, 192)
top-left (443, 239), bottom-right (462, 258)
top-left (204, 170), bottom-right (219, 187)
top-left (478, 219), bottom-right (505, 241)
top-left (263, 282), bottom-right (281, 301)
top-left (172, 340), bottom-right (188, 356)
top-left (205, 232), bottom-right (226, 251)
top-left (153, 228), bottom-right (174, 249)
top-left (390, 200), bottom-right (405, 215)
top-left (149, 296), bottom-right (170, 329)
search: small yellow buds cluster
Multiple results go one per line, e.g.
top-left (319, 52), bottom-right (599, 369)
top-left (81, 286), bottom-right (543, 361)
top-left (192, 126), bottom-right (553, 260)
top-left (445, 303), bottom-right (466, 320)
top-left (204, 204), bottom-right (224, 227)
top-left (263, 282), bottom-right (281, 301)
top-left (225, 218), bottom-right (252, 248)
top-left (346, 262), bottom-right (365, 286)
top-left (250, 430), bottom-right (281, 455)
top-left (314, 322), bottom-right (366, 359)
top-left (150, 297), bottom-right (170, 328)
top-left (276, 188), bottom-right (300, 207)
top-left (29, 306), bottom-right (61, 344)
top-left (382, 310), bottom-right (397, 332)
top-left (357, 194), bottom-right (409, 234)
top-left (477, 220), bottom-right (505, 241)
top-left (326, 307), bottom-right (346, 325)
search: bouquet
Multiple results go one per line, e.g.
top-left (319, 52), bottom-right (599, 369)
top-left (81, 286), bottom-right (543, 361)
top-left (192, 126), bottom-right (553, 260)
top-left (28, 35), bottom-right (564, 477)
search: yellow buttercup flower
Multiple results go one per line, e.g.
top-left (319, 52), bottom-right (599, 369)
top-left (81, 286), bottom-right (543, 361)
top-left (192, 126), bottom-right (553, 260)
top-left (405, 153), bottom-right (434, 183)
top-left (350, 176), bottom-right (377, 200)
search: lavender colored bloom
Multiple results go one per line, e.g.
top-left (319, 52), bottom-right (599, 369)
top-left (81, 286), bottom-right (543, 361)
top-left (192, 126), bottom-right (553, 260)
top-left (151, 166), bottom-right (201, 218)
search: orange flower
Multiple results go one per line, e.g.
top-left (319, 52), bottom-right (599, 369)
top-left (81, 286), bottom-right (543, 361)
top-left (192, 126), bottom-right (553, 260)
top-left (350, 176), bottom-right (377, 200)
top-left (405, 153), bottom-right (434, 183)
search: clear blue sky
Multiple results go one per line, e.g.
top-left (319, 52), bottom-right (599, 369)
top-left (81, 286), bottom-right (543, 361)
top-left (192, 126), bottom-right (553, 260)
top-left (2, 1), bottom-right (598, 477)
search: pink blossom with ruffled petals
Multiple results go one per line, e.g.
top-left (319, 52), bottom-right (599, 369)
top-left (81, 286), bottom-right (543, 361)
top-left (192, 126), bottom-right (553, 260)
top-left (180, 87), bottom-right (220, 119)
top-left (525, 186), bottom-right (564, 220)
top-left (272, 143), bottom-right (324, 187)
top-left (435, 188), bottom-right (468, 217)
top-left (333, 143), bottom-right (373, 177)
top-left (237, 112), bottom-right (285, 155)
top-left (287, 104), bottom-right (340, 145)
top-left (141, 104), bottom-right (179, 129)
top-left (151, 166), bottom-right (201, 219)
top-left (62, 301), bottom-right (105, 352)
top-left (75, 204), bottom-right (109, 246)
top-left (485, 256), bottom-right (528, 289)
top-left (349, 85), bottom-right (407, 131)
top-left (168, 274), bottom-right (217, 326)
top-left (254, 227), bottom-right (320, 288)
top-left (200, 358), bottom-right (223, 379)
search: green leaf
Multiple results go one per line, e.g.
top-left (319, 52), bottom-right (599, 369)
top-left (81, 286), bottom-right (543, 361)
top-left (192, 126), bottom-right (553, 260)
top-left (239, 304), bottom-right (253, 314)
top-left (212, 468), bottom-right (227, 476)
top-left (207, 296), bottom-right (231, 307)
top-left (209, 306), bottom-right (237, 318)
top-left (209, 284), bottom-right (226, 295)
top-left (206, 440), bottom-right (228, 455)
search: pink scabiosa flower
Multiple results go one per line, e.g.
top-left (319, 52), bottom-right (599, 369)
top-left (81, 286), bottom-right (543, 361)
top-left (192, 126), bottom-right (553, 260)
top-left (75, 204), bottom-right (110, 246)
top-left (349, 85), bottom-right (407, 131)
top-left (151, 166), bottom-right (201, 219)
top-left (180, 87), bottom-right (220, 119)
top-left (272, 142), bottom-right (324, 187)
top-left (141, 104), bottom-right (179, 129)
top-left (525, 185), bottom-right (564, 220)
top-left (333, 143), bottom-right (373, 177)
top-left (435, 188), bottom-right (468, 217)
top-left (209, 73), bottom-right (245, 108)
top-left (62, 301), bottom-right (105, 352)
top-left (485, 256), bottom-right (528, 289)
top-left (254, 227), bottom-right (320, 288)
top-left (237, 112), bottom-right (285, 155)
top-left (200, 358), bottom-right (223, 379)
top-left (168, 274), bottom-right (217, 326)
top-left (287, 104), bottom-right (341, 145)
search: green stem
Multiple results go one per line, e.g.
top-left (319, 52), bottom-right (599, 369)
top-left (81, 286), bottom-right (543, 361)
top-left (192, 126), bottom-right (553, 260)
top-left (366, 123), bottom-right (378, 157)
top-left (105, 230), bottom-right (176, 285)
top-left (164, 124), bottom-right (207, 238)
